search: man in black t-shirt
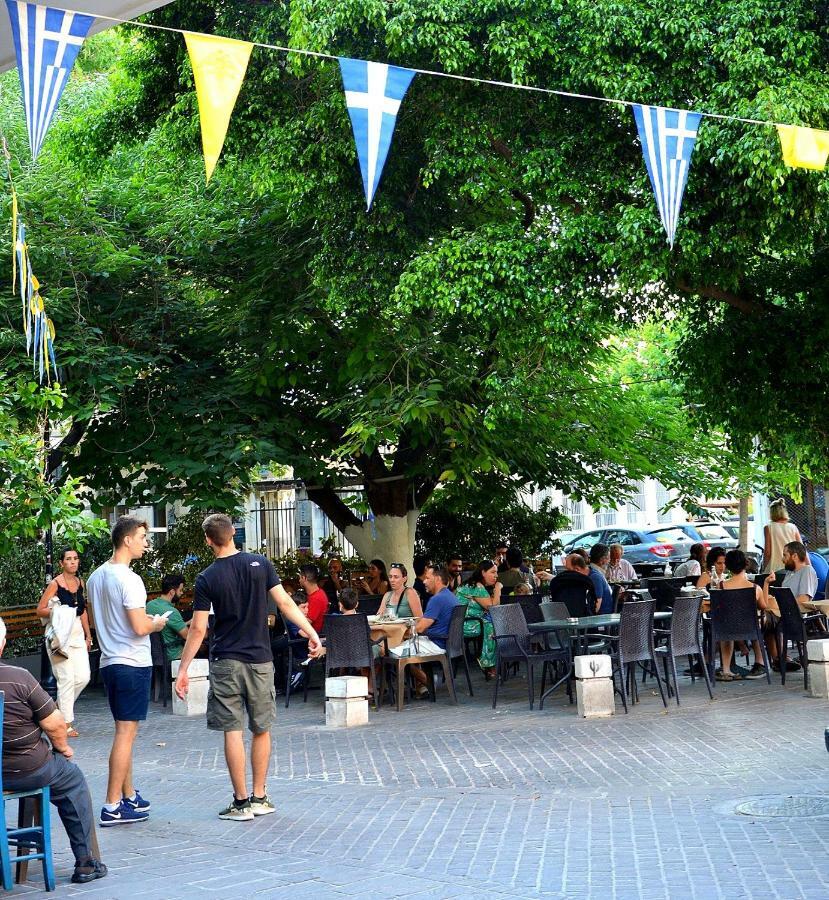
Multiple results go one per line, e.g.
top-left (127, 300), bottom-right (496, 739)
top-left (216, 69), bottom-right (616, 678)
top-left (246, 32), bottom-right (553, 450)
top-left (175, 514), bottom-right (321, 822)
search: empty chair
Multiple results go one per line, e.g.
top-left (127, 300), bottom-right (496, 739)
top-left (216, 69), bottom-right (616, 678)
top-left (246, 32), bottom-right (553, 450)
top-left (444, 604), bottom-right (474, 696)
top-left (489, 605), bottom-right (571, 710)
top-left (653, 594), bottom-right (712, 704)
top-left (708, 588), bottom-right (771, 684)
top-left (323, 613), bottom-right (379, 704)
top-left (541, 601), bottom-right (569, 622)
top-left (356, 595), bottom-right (383, 616)
top-left (593, 599), bottom-right (667, 713)
top-left (644, 577), bottom-right (688, 611)
top-left (516, 599), bottom-right (544, 625)
top-left (770, 587), bottom-right (823, 690)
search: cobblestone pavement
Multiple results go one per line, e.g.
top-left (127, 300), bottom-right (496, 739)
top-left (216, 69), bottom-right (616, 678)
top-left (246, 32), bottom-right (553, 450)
top-left (7, 663), bottom-right (829, 899)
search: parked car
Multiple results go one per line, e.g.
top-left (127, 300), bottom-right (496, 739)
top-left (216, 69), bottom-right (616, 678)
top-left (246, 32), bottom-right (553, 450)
top-left (562, 527), bottom-right (689, 575)
top-left (648, 522), bottom-right (739, 552)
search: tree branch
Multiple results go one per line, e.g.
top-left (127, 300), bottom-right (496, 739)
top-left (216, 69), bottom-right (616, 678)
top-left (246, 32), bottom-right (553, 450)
top-left (47, 418), bottom-right (88, 478)
top-left (675, 280), bottom-right (764, 315)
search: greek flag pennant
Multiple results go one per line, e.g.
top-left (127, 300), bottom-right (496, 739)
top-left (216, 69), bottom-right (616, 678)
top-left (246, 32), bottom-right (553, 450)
top-left (632, 104), bottom-right (702, 247)
top-left (4, 2), bottom-right (96, 160)
top-left (337, 58), bottom-right (416, 209)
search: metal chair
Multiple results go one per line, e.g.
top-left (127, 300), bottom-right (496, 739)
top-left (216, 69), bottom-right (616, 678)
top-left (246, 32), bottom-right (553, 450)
top-left (322, 613), bottom-right (379, 706)
top-left (592, 599), bottom-right (667, 713)
top-left (770, 587), bottom-right (823, 690)
top-left (0, 693), bottom-right (56, 892)
top-left (653, 594), bottom-right (712, 704)
top-left (149, 631), bottom-right (171, 707)
top-left (489, 605), bottom-right (571, 710)
top-left (708, 588), bottom-right (771, 683)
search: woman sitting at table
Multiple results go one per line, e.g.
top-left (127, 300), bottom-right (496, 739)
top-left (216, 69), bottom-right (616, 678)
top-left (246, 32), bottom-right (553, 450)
top-left (356, 558), bottom-right (390, 596)
top-left (696, 546), bottom-right (727, 590)
top-left (456, 560), bottom-right (502, 680)
top-left (714, 549), bottom-right (768, 681)
top-left (377, 563), bottom-right (423, 619)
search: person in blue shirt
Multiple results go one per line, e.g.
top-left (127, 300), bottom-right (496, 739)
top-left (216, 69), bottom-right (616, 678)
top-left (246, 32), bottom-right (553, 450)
top-left (406, 564), bottom-right (459, 698)
top-left (588, 543), bottom-right (614, 614)
top-left (807, 551), bottom-right (828, 601)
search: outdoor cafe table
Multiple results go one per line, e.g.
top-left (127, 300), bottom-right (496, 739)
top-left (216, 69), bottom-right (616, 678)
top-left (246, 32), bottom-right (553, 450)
top-left (367, 616), bottom-right (410, 650)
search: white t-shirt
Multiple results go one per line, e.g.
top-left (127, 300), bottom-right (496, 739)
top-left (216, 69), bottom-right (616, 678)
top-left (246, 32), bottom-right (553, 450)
top-left (86, 562), bottom-right (150, 668)
top-left (674, 559), bottom-right (702, 579)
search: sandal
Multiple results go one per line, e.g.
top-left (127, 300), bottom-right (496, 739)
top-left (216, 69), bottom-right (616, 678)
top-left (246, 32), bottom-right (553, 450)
top-left (714, 670), bottom-right (734, 682)
top-left (66, 726), bottom-right (79, 737)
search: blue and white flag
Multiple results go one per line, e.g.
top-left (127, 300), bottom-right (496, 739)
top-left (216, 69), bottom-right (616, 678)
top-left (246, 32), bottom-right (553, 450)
top-left (632, 104), bottom-right (702, 247)
top-left (338, 57), bottom-right (416, 209)
top-left (5, 2), bottom-right (96, 159)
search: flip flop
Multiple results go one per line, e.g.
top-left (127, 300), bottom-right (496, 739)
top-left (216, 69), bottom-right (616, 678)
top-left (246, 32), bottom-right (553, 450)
top-left (66, 727), bottom-right (79, 737)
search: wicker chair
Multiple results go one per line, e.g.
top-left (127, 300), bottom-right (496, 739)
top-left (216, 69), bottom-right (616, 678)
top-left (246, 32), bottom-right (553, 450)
top-left (323, 613), bottom-right (380, 705)
top-left (541, 601), bottom-right (569, 622)
top-left (279, 609), bottom-right (323, 708)
top-left (770, 586), bottom-right (823, 690)
top-left (707, 588), bottom-right (771, 683)
top-left (653, 594), bottom-right (712, 704)
top-left (443, 603), bottom-right (474, 696)
top-left (547, 577), bottom-right (595, 618)
top-left (149, 631), bottom-right (171, 707)
top-left (489, 604), bottom-right (571, 710)
top-left (590, 599), bottom-right (666, 713)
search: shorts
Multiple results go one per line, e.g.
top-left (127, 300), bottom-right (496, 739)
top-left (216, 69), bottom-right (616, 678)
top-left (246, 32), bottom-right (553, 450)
top-left (762, 611), bottom-right (780, 635)
top-left (207, 659), bottom-right (276, 734)
top-left (100, 664), bottom-right (152, 722)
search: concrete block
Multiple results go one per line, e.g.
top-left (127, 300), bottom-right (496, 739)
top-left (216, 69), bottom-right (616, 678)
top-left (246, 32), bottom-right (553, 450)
top-left (171, 658), bottom-right (210, 678)
top-left (808, 660), bottom-right (829, 699)
top-left (326, 675), bottom-right (368, 699)
top-left (575, 677), bottom-right (615, 718)
top-left (325, 697), bottom-right (369, 728)
top-left (173, 678), bottom-right (209, 716)
top-left (574, 654), bottom-right (611, 680)
top-left (807, 639), bottom-right (829, 663)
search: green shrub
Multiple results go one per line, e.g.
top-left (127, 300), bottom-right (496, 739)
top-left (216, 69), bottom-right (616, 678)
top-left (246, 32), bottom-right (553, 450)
top-left (0, 541), bottom-right (46, 609)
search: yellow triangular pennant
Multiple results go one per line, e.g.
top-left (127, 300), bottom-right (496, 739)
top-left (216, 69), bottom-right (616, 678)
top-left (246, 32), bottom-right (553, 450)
top-left (184, 32), bottom-right (253, 182)
top-left (777, 124), bottom-right (829, 170)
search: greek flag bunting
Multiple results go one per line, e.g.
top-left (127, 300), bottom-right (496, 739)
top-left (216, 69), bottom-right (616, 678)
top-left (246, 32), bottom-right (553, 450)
top-left (338, 57), bottom-right (416, 209)
top-left (632, 104), bottom-right (702, 247)
top-left (5, 1), bottom-right (96, 159)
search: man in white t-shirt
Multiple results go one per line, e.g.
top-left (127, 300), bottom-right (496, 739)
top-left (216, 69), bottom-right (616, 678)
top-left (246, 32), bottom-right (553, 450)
top-left (87, 516), bottom-right (166, 827)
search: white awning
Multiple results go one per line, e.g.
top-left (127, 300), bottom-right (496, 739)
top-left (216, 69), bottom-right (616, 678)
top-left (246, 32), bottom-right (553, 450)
top-left (0, 1), bottom-right (176, 74)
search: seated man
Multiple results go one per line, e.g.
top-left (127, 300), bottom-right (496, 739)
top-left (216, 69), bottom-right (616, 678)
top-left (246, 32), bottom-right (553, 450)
top-left (497, 547), bottom-right (530, 594)
top-left (588, 544), bottom-right (614, 614)
top-left (808, 550), bottom-right (829, 601)
top-left (298, 565), bottom-right (328, 635)
top-left (0, 618), bottom-right (106, 884)
top-left (320, 557), bottom-right (345, 612)
top-left (542, 554), bottom-right (598, 613)
top-left (763, 541), bottom-right (819, 668)
top-left (606, 543), bottom-right (637, 583)
top-left (146, 573), bottom-right (189, 661)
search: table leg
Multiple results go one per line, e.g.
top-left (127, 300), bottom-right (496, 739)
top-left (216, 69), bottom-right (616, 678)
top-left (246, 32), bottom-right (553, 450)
top-left (441, 656), bottom-right (458, 705)
top-left (396, 663), bottom-right (406, 712)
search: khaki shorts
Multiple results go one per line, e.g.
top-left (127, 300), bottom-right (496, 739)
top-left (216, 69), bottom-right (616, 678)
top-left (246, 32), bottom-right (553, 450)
top-left (206, 659), bottom-right (276, 733)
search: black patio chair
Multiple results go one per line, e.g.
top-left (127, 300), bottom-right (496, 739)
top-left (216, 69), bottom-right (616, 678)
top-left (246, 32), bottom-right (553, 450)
top-left (489, 604), bottom-right (572, 710)
top-left (541, 601), bottom-right (569, 622)
top-left (643, 577), bottom-right (689, 611)
top-left (149, 631), bottom-right (171, 707)
top-left (443, 604), bottom-right (474, 696)
top-left (547, 578), bottom-right (595, 618)
top-left (653, 594), bottom-right (712, 704)
top-left (516, 599), bottom-right (544, 625)
top-left (769, 587), bottom-right (823, 690)
top-left (707, 588), bottom-right (771, 684)
top-left (279, 609), bottom-right (324, 707)
top-left (356, 594), bottom-right (383, 616)
top-left (588, 599), bottom-right (667, 713)
top-left (323, 613), bottom-right (381, 706)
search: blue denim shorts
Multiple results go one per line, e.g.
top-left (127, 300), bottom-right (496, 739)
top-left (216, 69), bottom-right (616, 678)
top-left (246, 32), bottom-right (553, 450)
top-left (101, 664), bottom-right (152, 722)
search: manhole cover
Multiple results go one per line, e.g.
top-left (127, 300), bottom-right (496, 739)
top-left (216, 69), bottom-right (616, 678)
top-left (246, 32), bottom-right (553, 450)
top-left (735, 796), bottom-right (829, 818)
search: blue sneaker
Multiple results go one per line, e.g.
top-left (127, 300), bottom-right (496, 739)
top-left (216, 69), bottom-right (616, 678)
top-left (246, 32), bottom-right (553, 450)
top-left (123, 790), bottom-right (150, 812)
top-left (99, 800), bottom-right (149, 826)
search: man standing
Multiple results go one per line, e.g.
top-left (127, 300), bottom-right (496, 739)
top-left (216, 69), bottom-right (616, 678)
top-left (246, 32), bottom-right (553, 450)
top-left (0, 618), bottom-right (106, 884)
top-left (175, 514), bottom-right (322, 822)
top-left (146, 573), bottom-right (189, 661)
top-left (87, 516), bottom-right (166, 826)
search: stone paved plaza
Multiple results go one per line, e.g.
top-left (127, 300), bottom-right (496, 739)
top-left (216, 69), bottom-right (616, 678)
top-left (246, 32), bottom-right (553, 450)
top-left (7, 664), bottom-right (829, 899)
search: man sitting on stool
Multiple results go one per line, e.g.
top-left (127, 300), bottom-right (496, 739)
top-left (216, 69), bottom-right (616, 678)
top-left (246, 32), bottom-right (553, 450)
top-left (0, 617), bottom-right (106, 884)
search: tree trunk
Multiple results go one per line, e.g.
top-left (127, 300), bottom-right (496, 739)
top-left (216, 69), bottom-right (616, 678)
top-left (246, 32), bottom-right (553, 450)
top-left (738, 496), bottom-right (749, 551)
top-left (344, 511), bottom-right (420, 577)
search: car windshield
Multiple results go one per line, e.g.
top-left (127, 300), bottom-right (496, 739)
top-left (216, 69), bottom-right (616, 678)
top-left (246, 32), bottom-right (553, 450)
top-left (696, 524), bottom-right (731, 540)
top-left (649, 527), bottom-right (692, 543)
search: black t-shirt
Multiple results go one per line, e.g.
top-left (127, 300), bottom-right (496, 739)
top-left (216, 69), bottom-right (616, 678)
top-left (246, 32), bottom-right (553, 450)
top-left (194, 552), bottom-right (280, 663)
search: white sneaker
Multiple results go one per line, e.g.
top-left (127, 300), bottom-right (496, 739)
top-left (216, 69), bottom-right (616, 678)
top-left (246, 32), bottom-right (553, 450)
top-left (218, 799), bottom-right (254, 821)
top-left (249, 794), bottom-right (276, 816)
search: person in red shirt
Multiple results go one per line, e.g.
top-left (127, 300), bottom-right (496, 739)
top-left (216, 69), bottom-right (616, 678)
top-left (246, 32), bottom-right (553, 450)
top-left (298, 565), bottom-right (328, 634)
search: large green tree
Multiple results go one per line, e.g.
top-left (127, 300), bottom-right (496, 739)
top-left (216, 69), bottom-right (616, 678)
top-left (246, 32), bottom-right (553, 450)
top-left (3, 0), bottom-right (814, 566)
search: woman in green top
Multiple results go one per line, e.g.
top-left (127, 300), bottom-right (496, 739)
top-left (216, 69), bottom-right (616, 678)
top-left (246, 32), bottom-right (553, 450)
top-left (456, 560), bottom-right (502, 678)
top-left (378, 563), bottom-right (423, 619)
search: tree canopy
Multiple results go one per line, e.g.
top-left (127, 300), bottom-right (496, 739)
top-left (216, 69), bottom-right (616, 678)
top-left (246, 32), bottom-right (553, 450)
top-left (3, 0), bottom-right (824, 561)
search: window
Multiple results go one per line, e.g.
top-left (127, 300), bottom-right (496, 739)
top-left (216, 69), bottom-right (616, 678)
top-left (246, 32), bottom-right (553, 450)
top-left (697, 524), bottom-right (731, 542)
top-left (649, 526), bottom-right (692, 544)
top-left (564, 498), bottom-right (585, 532)
top-left (626, 481), bottom-right (646, 525)
top-left (655, 482), bottom-right (673, 524)
top-left (569, 531), bottom-right (604, 550)
top-left (605, 530), bottom-right (640, 547)
top-left (595, 507), bottom-right (617, 528)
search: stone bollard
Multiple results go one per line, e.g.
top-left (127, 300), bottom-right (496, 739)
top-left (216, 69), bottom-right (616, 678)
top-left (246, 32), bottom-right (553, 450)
top-left (574, 654), bottom-right (615, 718)
top-left (170, 659), bottom-right (210, 716)
top-left (807, 639), bottom-right (829, 698)
top-left (325, 675), bottom-right (369, 727)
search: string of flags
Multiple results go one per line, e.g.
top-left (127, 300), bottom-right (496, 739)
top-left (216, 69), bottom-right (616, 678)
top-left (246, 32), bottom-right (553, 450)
top-left (5, 3), bottom-right (829, 380)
